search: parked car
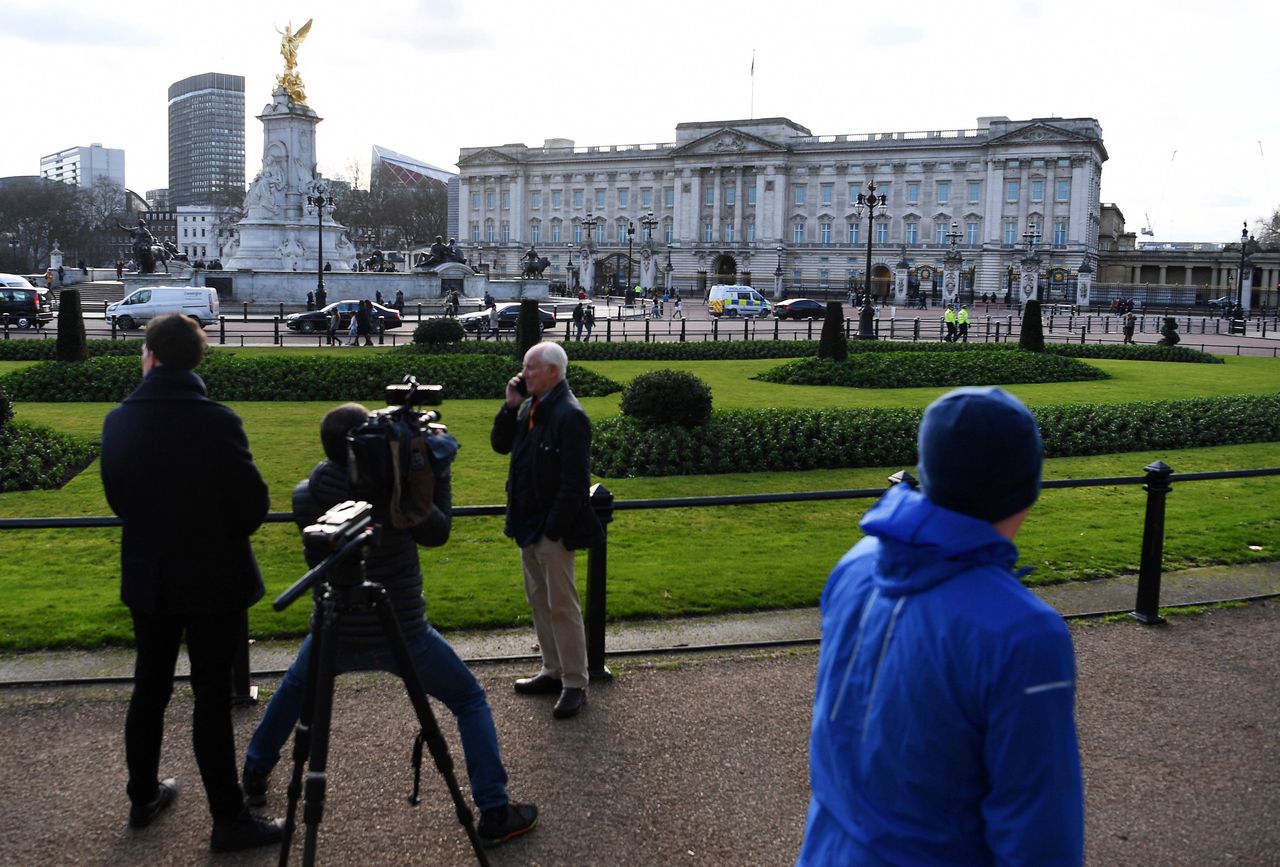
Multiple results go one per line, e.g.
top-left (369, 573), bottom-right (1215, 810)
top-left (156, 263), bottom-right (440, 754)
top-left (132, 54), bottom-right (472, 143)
top-left (1207, 296), bottom-right (1230, 309)
top-left (457, 302), bottom-right (556, 333)
top-left (773, 298), bottom-right (828, 320)
top-left (0, 273), bottom-right (54, 329)
top-left (285, 300), bottom-right (403, 333)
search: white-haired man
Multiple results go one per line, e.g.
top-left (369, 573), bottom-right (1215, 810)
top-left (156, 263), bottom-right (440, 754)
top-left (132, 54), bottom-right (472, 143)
top-left (491, 343), bottom-right (604, 719)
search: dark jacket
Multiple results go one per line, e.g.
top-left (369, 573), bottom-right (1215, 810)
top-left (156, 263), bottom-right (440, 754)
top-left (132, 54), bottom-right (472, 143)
top-left (490, 379), bottom-right (604, 550)
top-left (101, 366), bottom-right (269, 616)
top-left (799, 483), bottom-right (1082, 865)
top-left (293, 458), bottom-right (451, 647)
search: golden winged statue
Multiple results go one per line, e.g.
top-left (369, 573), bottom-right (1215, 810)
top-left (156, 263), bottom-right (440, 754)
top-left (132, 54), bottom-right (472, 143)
top-left (275, 18), bottom-right (313, 104)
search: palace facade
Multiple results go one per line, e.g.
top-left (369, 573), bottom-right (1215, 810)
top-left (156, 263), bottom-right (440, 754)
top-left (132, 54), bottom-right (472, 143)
top-left (456, 115), bottom-right (1106, 299)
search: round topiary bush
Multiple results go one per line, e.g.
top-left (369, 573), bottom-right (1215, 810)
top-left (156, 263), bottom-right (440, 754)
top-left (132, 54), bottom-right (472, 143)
top-left (619, 369), bottom-right (713, 429)
top-left (413, 317), bottom-right (465, 346)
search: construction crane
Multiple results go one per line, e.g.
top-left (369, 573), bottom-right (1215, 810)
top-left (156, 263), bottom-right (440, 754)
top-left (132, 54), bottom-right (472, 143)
top-left (1143, 150), bottom-right (1177, 239)
top-left (1142, 214), bottom-right (1155, 236)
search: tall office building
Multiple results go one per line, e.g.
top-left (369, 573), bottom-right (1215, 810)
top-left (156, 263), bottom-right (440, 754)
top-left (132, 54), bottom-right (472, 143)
top-left (168, 72), bottom-right (245, 206)
top-left (39, 143), bottom-right (125, 190)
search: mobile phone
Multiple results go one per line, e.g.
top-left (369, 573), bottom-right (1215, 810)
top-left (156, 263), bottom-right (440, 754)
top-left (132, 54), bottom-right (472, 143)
top-left (514, 375), bottom-right (528, 396)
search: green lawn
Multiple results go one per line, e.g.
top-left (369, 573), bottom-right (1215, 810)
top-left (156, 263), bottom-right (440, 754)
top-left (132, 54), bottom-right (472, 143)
top-left (2, 351), bottom-right (1279, 650)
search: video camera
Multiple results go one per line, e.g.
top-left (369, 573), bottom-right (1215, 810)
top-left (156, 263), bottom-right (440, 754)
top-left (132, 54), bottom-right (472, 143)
top-left (347, 375), bottom-right (453, 529)
top-left (274, 500), bottom-right (376, 610)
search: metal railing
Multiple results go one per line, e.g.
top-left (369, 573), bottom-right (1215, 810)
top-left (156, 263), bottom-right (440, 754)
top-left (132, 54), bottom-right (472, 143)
top-left (2, 463), bottom-right (1278, 692)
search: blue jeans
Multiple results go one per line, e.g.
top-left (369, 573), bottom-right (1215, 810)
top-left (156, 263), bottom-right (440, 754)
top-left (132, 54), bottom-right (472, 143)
top-left (244, 625), bottom-right (509, 810)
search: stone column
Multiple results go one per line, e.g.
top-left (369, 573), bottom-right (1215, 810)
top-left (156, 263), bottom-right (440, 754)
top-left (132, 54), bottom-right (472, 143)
top-left (1020, 254), bottom-right (1042, 306)
top-left (1076, 261), bottom-right (1093, 307)
top-left (942, 251), bottom-right (962, 307)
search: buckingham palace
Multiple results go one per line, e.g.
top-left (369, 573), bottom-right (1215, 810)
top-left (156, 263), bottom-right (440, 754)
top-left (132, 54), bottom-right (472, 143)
top-left (456, 115), bottom-right (1106, 300)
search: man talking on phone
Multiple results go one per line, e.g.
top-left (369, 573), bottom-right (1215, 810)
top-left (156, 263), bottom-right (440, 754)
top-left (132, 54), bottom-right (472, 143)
top-left (491, 343), bottom-right (604, 719)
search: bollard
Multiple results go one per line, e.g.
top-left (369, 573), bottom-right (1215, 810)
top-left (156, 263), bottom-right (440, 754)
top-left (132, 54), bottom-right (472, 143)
top-left (712, 318), bottom-right (719, 341)
top-left (242, 301), bottom-right (249, 322)
top-left (585, 483), bottom-right (614, 682)
top-left (378, 319), bottom-right (385, 345)
top-left (994, 321), bottom-right (1001, 342)
top-left (644, 318), bottom-right (651, 343)
top-left (773, 318), bottom-right (780, 341)
top-left (565, 319), bottom-right (571, 341)
top-left (278, 302), bottom-right (285, 319)
top-left (743, 318), bottom-right (749, 341)
top-left (1, 314), bottom-right (8, 340)
top-left (807, 318), bottom-right (814, 340)
top-left (219, 315), bottom-right (226, 345)
top-left (889, 319), bottom-right (896, 340)
top-left (272, 316), bottom-right (280, 345)
top-left (1080, 327), bottom-right (1086, 344)
top-left (1048, 315), bottom-right (1054, 332)
top-left (231, 611), bottom-right (258, 705)
top-left (1131, 461), bottom-right (1174, 625)
top-left (913, 318), bottom-right (920, 341)
top-left (606, 318), bottom-right (612, 342)
top-left (680, 318), bottom-right (686, 342)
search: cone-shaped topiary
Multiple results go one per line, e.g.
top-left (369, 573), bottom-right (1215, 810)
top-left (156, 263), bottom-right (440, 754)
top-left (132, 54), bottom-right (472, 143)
top-left (619, 369), bottom-right (712, 428)
top-left (515, 298), bottom-right (542, 359)
top-left (817, 301), bottom-right (849, 361)
top-left (1158, 316), bottom-right (1181, 346)
top-left (55, 288), bottom-right (88, 362)
top-left (1019, 298), bottom-right (1045, 352)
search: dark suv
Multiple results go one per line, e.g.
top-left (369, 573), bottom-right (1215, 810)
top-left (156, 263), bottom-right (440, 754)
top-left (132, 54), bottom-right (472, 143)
top-left (0, 274), bottom-right (53, 329)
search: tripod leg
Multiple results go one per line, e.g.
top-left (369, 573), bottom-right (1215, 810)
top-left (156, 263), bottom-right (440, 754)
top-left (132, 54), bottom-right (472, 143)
top-left (369, 584), bottom-right (490, 867)
top-left (298, 597), bottom-right (342, 867)
top-left (278, 618), bottom-right (327, 867)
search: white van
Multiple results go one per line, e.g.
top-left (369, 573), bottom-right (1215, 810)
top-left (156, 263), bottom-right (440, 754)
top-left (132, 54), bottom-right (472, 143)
top-left (707, 284), bottom-right (772, 318)
top-left (106, 287), bottom-right (220, 329)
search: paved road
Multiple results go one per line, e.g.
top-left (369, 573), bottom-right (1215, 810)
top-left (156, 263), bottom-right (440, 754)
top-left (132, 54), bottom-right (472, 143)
top-left (0, 601), bottom-right (1276, 865)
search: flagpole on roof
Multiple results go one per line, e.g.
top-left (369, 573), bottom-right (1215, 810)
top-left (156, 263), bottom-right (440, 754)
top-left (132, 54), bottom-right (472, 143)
top-left (750, 49), bottom-right (755, 119)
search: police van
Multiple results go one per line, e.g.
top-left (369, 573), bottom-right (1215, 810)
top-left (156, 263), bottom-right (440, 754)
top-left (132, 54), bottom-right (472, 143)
top-left (106, 286), bottom-right (220, 329)
top-left (706, 284), bottom-right (772, 318)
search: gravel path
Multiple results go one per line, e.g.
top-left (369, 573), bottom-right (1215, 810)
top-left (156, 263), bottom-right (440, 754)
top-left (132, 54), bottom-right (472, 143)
top-left (0, 602), bottom-right (1276, 866)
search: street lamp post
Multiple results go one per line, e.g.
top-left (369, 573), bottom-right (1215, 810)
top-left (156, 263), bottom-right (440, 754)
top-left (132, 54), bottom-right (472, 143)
top-left (582, 213), bottom-right (599, 296)
top-left (854, 181), bottom-right (888, 339)
top-left (1234, 221), bottom-right (1255, 329)
top-left (625, 219), bottom-right (636, 290)
top-left (305, 184), bottom-right (335, 295)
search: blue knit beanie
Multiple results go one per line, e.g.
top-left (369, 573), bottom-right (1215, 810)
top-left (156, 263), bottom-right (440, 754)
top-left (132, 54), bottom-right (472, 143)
top-left (916, 386), bottom-right (1043, 522)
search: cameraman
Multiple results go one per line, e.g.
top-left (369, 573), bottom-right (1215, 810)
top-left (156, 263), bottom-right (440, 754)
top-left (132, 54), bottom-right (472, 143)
top-left (241, 403), bottom-right (538, 847)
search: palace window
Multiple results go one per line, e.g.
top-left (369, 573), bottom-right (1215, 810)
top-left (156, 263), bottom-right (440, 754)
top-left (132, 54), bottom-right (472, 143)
top-left (848, 222), bottom-right (860, 244)
top-left (1006, 179), bottom-right (1020, 202)
top-left (746, 221), bottom-right (755, 243)
top-left (704, 222), bottom-right (714, 243)
top-left (618, 189), bottom-right (629, 208)
top-left (573, 190), bottom-right (583, 209)
top-left (1054, 220), bottom-right (1068, 246)
top-left (967, 180), bottom-right (981, 203)
top-left (725, 185), bottom-right (736, 205)
top-left (966, 221), bottom-right (979, 245)
top-left (551, 190), bottom-right (562, 209)
top-left (794, 184), bottom-right (807, 206)
top-left (531, 191), bottom-right (541, 209)
top-left (530, 223), bottom-right (540, 244)
top-left (1030, 179), bottom-right (1044, 202)
top-left (936, 181), bottom-right (950, 204)
top-left (1003, 219), bottom-right (1017, 245)
top-left (875, 222), bottom-right (888, 243)
top-left (935, 222), bottom-right (949, 245)
top-left (793, 221), bottom-right (805, 243)
top-left (502, 191), bottom-right (510, 210)
top-left (746, 186), bottom-right (756, 206)
top-left (1056, 179), bottom-right (1070, 201)
top-left (821, 183), bottom-right (833, 207)
top-left (906, 182), bottom-right (919, 205)
top-left (595, 190), bottom-right (605, 209)
top-left (820, 222), bottom-right (832, 244)
top-left (705, 186), bottom-right (714, 206)
top-left (904, 222), bottom-right (919, 245)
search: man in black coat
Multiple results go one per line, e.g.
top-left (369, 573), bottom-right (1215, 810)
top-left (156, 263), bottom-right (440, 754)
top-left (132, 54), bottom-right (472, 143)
top-left (491, 343), bottom-right (604, 719)
top-left (100, 313), bottom-right (283, 852)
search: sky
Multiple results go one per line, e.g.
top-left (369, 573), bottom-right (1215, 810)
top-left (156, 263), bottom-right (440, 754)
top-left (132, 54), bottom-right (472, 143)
top-left (3, 0), bottom-right (1277, 243)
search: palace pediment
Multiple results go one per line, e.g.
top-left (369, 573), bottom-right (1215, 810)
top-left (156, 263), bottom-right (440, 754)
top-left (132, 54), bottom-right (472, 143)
top-left (456, 148), bottom-right (523, 167)
top-left (671, 127), bottom-right (789, 157)
top-left (986, 121), bottom-right (1099, 149)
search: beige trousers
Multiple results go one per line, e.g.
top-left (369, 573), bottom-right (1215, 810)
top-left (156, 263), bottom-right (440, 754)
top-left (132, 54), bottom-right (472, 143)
top-left (520, 536), bottom-right (588, 689)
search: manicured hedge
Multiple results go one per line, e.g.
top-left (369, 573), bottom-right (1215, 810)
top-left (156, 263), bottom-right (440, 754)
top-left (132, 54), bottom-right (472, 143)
top-left (0, 422), bottom-right (96, 492)
top-left (0, 338), bottom-right (144, 361)
top-left (755, 351), bottom-right (1109, 389)
top-left (0, 354), bottom-right (623, 402)
top-left (1045, 343), bottom-right (1223, 364)
top-left (592, 393), bottom-right (1280, 477)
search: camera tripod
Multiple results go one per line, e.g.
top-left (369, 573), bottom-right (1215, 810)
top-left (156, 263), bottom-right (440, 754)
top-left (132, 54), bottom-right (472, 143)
top-left (273, 523), bottom-right (489, 867)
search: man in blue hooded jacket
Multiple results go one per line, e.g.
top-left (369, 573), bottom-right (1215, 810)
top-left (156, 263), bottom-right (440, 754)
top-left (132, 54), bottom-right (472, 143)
top-left (799, 386), bottom-right (1083, 866)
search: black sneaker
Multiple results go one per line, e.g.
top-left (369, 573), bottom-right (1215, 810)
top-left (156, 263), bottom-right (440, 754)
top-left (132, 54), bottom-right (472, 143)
top-left (129, 777), bottom-right (178, 829)
top-left (210, 809), bottom-right (285, 853)
top-left (242, 770), bottom-right (268, 808)
top-left (477, 802), bottom-right (538, 847)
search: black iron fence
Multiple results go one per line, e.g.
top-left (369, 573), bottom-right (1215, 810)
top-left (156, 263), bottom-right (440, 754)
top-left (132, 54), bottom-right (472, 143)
top-left (3, 463), bottom-right (1278, 692)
